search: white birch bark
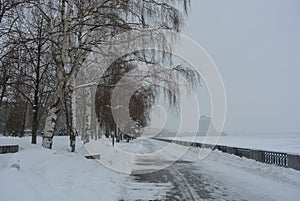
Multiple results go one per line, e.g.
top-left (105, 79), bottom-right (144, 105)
top-left (42, 107), bottom-right (58, 149)
top-left (42, 0), bottom-right (73, 149)
top-left (95, 122), bottom-right (99, 140)
top-left (42, 68), bottom-right (64, 149)
top-left (69, 75), bottom-right (77, 152)
top-left (80, 92), bottom-right (87, 141)
top-left (83, 87), bottom-right (91, 143)
top-left (90, 85), bottom-right (97, 140)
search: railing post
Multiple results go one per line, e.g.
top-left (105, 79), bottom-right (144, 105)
top-left (287, 154), bottom-right (300, 171)
top-left (250, 150), bottom-right (264, 162)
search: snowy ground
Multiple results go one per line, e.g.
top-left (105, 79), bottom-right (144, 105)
top-left (157, 132), bottom-right (300, 154)
top-left (1, 136), bottom-right (300, 200)
top-left (184, 146), bottom-right (300, 200)
top-left (0, 136), bottom-right (128, 201)
top-left (86, 137), bottom-right (300, 200)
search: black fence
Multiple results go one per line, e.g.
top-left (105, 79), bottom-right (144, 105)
top-left (0, 145), bottom-right (19, 154)
top-left (264, 151), bottom-right (288, 167)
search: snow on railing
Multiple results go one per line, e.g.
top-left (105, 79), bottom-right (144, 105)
top-left (153, 138), bottom-right (300, 171)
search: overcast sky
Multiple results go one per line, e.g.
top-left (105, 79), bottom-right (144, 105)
top-left (182, 0), bottom-right (300, 134)
top-left (150, 0), bottom-right (300, 134)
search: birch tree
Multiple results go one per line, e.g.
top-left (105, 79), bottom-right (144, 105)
top-left (27, 0), bottom-right (191, 151)
top-left (0, 0), bottom-right (189, 151)
top-left (1, 0), bottom-right (195, 150)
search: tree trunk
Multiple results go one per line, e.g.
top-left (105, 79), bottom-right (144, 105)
top-left (96, 123), bottom-right (100, 140)
top-left (81, 115), bottom-right (85, 141)
top-left (0, 80), bottom-right (7, 109)
top-left (90, 85), bottom-right (97, 140)
top-left (32, 29), bottom-right (43, 144)
top-left (116, 125), bottom-right (120, 142)
top-left (31, 74), bottom-right (40, 144)
top-left (69, 76), bottom-right (76, 152)
top-left (31, 104), bottom-right (38, 144)
top-left (42, 102), bottom-right (60, 149)
top-left (119, 128), bottom-right (123, 140)
top-left (105, 122), bottom-right (109, 138)
top-left (80, 91), bottom-right (87, 141)
top-left (83, 87), bottom-right (91, 143)
top-left (42, 67), bottom-right (64, 149)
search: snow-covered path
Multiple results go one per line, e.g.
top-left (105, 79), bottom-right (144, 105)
top-left (119, 138), bottom-right (300, 200)
top-left (1, 136), bottom-right (300, 200)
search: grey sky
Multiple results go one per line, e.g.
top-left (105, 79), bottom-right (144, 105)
top-left (182, 0), bottom-right (300, 134)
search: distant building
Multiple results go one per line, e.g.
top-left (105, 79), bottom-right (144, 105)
top-left (197, 115), bottom-right (226, 136)
top-left (198, 115), bottom-right (211, 136)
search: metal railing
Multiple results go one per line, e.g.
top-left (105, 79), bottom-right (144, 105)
top-left (152, 137), bottom-right (300, 171)
top-left (264, 151), bottom-right (288, 167)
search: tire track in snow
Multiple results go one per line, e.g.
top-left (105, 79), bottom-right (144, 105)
top-left (169, 164), bottom-right (197, 201)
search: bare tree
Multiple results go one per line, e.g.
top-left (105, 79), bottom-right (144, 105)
top-left (1, 0), bottom-right (194, 151)
top-left (0, 0), bottom-right (27, 24)
top-left (26, 0), bottom-right (191, 151)
top-left (0, 52), bottom-right (13, 109)
top-left (0, 2), bottom-right (55, 142)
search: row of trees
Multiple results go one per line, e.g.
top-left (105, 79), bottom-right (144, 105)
top-left (0, 0), bottom-right (199, 152)
top-left (0, 0), bottom-right (55, 142)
